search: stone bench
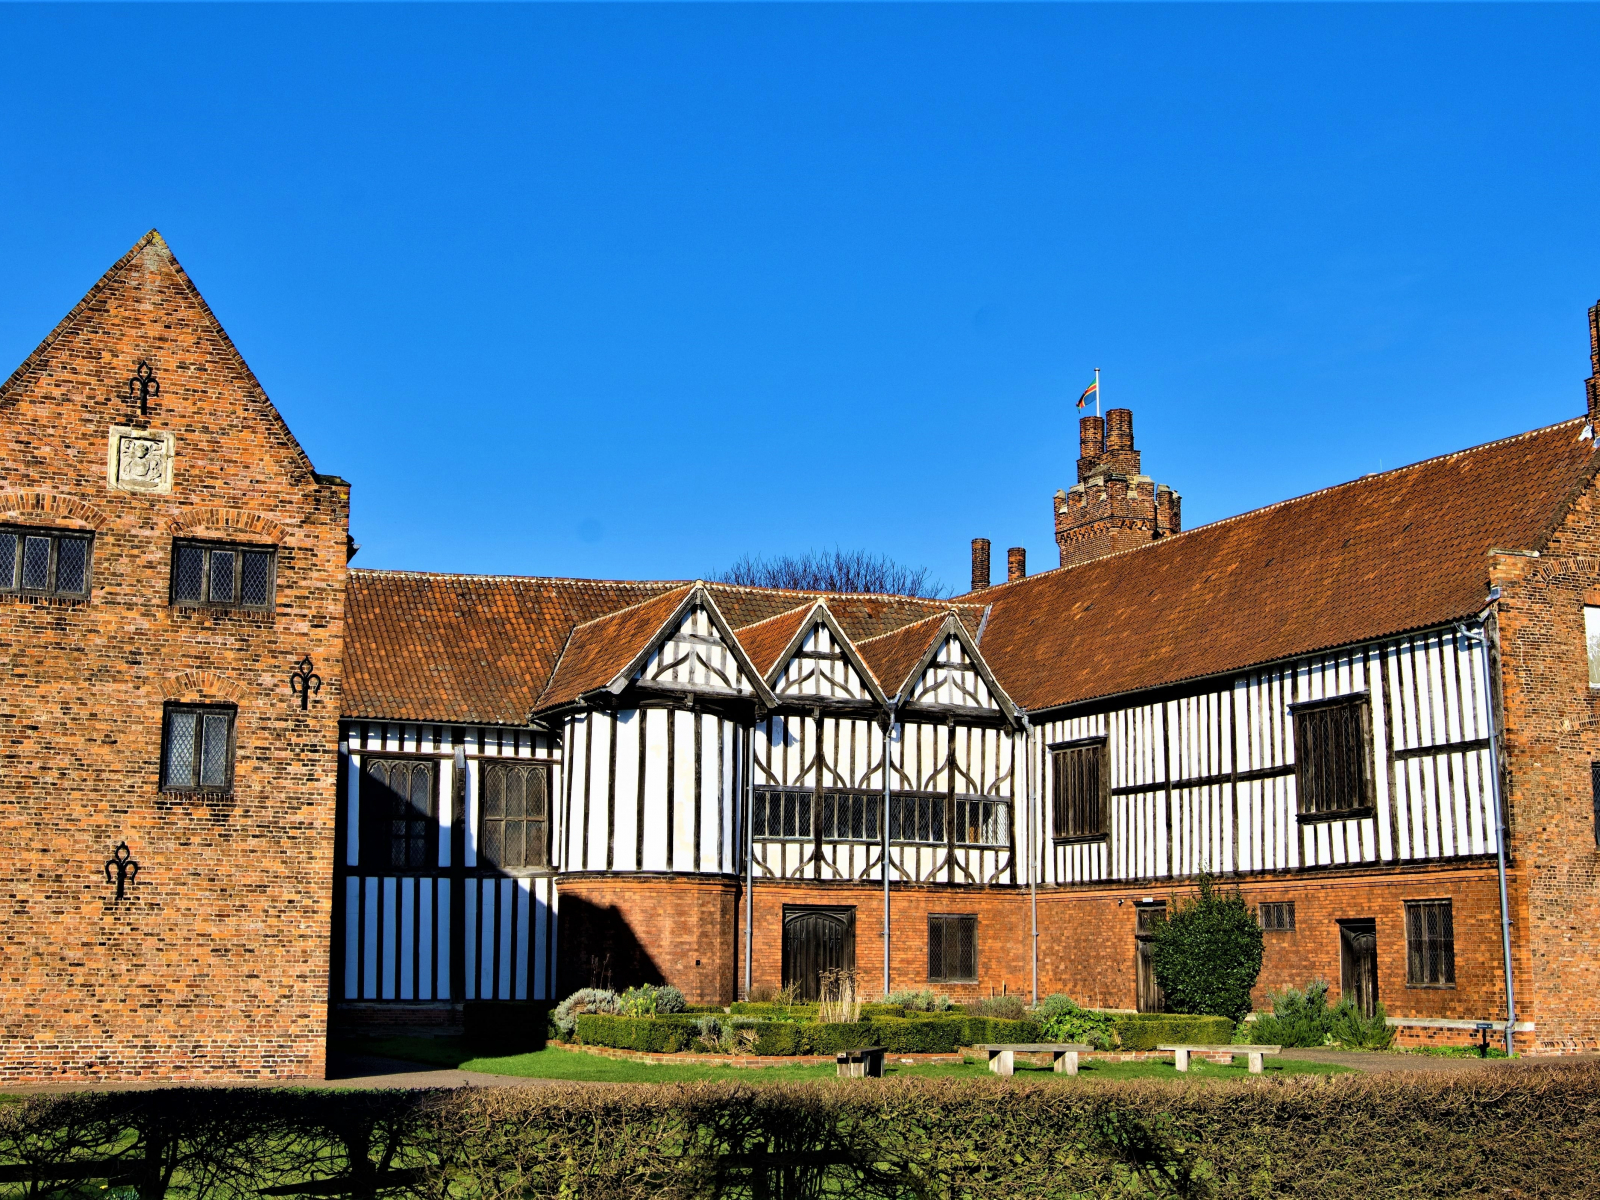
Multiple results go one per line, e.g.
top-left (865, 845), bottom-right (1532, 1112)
top-left (835, 1046), bottom-right (886, 1078)
top-left (974, 1043), bottom-right (1093, 1077)
top-left (1158, 1043), bottom-right (1282, 1074)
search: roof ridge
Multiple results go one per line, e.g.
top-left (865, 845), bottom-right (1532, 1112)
top-left (728, 600), bottom-right (820, 633)
top-left (350, 568), bottom-right (692, 587)
top-left (705, 579), bottom-right (972, 605)
top-left (563, 582), bottom-right (695, 635)
top-left (971, 414), bottom-right (1591, 597)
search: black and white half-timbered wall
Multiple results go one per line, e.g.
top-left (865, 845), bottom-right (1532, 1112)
top-left (337, 316), bottom-right (1600, 1053)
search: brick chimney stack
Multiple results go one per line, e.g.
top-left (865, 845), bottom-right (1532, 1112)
top-left (1055, 407), bottom-right (1182, 569)
top-left (1007, 547), bottom-right (1026, 582)
top-left (1588, 299), bottom-right (1599, 428)
top-left (971, 538), bottom-right (991, 592)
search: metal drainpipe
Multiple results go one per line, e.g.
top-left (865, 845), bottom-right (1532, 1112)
top-left (1022, 711), bottom-right (1038, 1006)
top-left (744, 720), bottom-right (755, 1001)
top-left (1460, 600), bottom-right (1518, 1055)
top-left (883, 695), bottom-right (900, 999)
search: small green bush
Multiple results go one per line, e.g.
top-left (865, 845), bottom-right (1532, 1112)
top-left (1148, 873), bottom-right (1264, 1022)
top-left (572, 1013), bottom-right (697, 1053)
top-left (884, 989), bottom-right (955, 1012)
top-left (553, 988), bottom-right (619, 1036)
top-left (1253, 981), bottom-right (1394, 1049)
top-left (728, 1002), bottom-right (820, 1020)
top-left (1034, 995), bottom-right (1117, 1050)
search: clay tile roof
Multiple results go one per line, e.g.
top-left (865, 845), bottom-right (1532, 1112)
top-left (535, 585), bottom-right (697, 710)
top-left (342, 571), bottom-right (685, 724)
top-left (856, 613), bottom-right (950, 697)
top-left (731, 602), bottom-right (817, 679)
top-left (975, 418), bottom-right (1600, 713)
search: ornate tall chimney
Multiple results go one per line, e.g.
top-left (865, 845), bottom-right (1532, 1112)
top-left (1588, 299), bottom-right (1599, 428)
top-left (971, 538), bottom-right (991, 592)
top-left (1054, 407), bottom-right (1181, 569)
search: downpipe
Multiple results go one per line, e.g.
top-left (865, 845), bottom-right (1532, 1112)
top-left (1458, 594), bottom-right (1518, 1055)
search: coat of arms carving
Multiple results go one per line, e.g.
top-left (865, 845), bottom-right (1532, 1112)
top-left (107, 426), bottom-right (175, 494)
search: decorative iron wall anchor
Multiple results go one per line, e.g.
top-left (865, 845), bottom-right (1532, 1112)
top-left (104, 842), bottom-right (139, 900)
top-left (125, 361), bottom-right (160, 417)
top-left (290, 656), bottom-right (322, 709)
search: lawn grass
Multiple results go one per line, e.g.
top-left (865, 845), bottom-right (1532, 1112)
top-left (335, 1036), bottom-right (1352, 1086)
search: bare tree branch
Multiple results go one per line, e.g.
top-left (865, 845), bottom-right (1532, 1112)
top-left (715, 549), bottom-right (945, 598)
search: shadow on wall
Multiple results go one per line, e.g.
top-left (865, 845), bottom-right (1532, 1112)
top-left (558, 896), bottom-right (668, 995)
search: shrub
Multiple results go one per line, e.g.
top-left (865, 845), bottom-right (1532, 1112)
top-left (1147, 873), bottom-right (1264, 1021)
top-left (884, 989), bottom-right (954, 1012)
top-left (553, 987), bottom-right (619, 1037)
top-left (1257, 981), bottom-right (1395, 1050)
top-left (728, 1001), bottom-right (819, 1020)
top-left (968, 995), bottom-right (1026, 1021)
top-left (694, 1015), bottom-right (733, 1052)
top-left (1034, 995), bottom-right (1117, 1051)
top-left (655, 985), bottom-right (687, 1014)
top-left (1329, 998), bottom-right (1395, 1050)
top-left (615, 983), bottom-right (689, 1018)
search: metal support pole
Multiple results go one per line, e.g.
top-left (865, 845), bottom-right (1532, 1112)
top-left (744, 721), bottom-right (755, 1000)
top-left (1023, 712), bottom-right (1038, 1006)
top-left (882, 696), bottom-right (899, 999)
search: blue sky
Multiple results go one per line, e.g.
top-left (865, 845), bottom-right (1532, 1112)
top-left (2, 4), bottom-right (1598, 593)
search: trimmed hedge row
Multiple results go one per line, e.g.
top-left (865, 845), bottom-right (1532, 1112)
top-left (570, 1013), bottom-right (1041, 1056)
top-left (3, 1067), bottom-right (1598, 1198)
top-left (1110, 1014), bottom-right (1237, 1050)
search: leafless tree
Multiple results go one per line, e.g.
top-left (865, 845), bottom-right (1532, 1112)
top-left (717, 549), bottom-right (944, 598)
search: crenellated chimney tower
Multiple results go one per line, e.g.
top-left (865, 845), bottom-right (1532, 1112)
top-left (1054, 407), bottom-right (1181, 568)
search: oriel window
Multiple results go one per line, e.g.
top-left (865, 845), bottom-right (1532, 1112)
top-left (1586, 606), bottom-right (1600, 688)
top-left (0, 526), bottom-right (92, 598)
top-left (1291, 695), bottom-right (1373, 819)
top-left (480, 761), bottom-right (551, 869)
top-left (172, 540), bottom-right (276, 611)
top-left (1051, 739), bottom-right (1108, 841)
top-left (162, 704), bottom-right (236, 793)
top-left (360, 758), bottom-right (437, 869)
top-left (928, 914), bottom-right (977, 983)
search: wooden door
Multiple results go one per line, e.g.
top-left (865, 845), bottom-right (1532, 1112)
top-left (1135, 902), bottom-right (1167, 1013)
top-left (781, 907), bottom-right (855, 1001)
top-left (1339, 919), bottom-right (1379, 1017)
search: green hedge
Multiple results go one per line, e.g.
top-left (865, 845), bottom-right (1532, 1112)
top-left (1109, 1013), bottom-right (1236, 1050)
top-left (572, 1013), bottom-right (1041, 1056)
top-left (4, 1069), bottom-right (1597, 1198)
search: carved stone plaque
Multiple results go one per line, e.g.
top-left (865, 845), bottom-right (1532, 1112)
top-left (107, 426), bottom-right (175, 494)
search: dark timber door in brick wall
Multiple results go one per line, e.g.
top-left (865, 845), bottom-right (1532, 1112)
top-left (1339, 919), bottom-right (1379, 1018)
top-left (1135, 902), bottom-right (1167, 1013)
top-left (782, 907), bottom-right (855, 1001)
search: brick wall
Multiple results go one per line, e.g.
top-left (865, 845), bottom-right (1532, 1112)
top-left (1490, 445), bottom-right (1600, 1052)
top-left (0, 232), bottom-right (348, 1083)
top-left (556, 873), bottom-right (738, 1005)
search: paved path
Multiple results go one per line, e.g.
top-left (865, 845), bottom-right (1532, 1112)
top-left (2, 1055), bottom-right (567, 1096)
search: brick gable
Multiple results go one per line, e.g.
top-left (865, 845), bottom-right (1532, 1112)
top-left (0, 232), bottom-right (350, 1083)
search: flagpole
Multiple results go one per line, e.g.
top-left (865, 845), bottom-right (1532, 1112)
top-left (1095, 367), bottom-right (1101, 418)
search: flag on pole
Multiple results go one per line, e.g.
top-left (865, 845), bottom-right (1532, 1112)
top-left (1076, 378), bottom-right (1098, 409)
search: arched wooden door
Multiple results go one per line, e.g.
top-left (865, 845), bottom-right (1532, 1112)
top-left (1339, 919), bottom-right (1379, 1017)
top-left (781, 907), bottom-right (855, 1001)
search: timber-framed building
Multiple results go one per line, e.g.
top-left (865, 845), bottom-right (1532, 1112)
top-left (3, 231), bottom-right (1600, 1083)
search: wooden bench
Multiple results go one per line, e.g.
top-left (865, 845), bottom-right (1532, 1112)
top-left (835, 1046), bottom-right (886, 1078)
top-left (1157, 1043), bottom-right (1282, 1074)
top-left (974, 1043), bottom-right (1093, 1077)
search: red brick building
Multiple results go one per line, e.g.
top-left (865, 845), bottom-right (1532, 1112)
top-left (0, 233), bottom-right (349, 1083)
top-left (3, 231), bottom-right (1599, 1084)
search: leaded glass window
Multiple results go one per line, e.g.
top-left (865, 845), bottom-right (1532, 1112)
top-left (162, 705), bottom-right (236, 792)
top-left (360, 758), bottom-right (436, 869)
top-left (480, 761), bottom-right (550, 869)
top-left (171, 540), bottom-right (275, 611)
top-left (0, 526), bottom-right (93, 598)
top-left (928, 914), bottom-right (977, 983)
